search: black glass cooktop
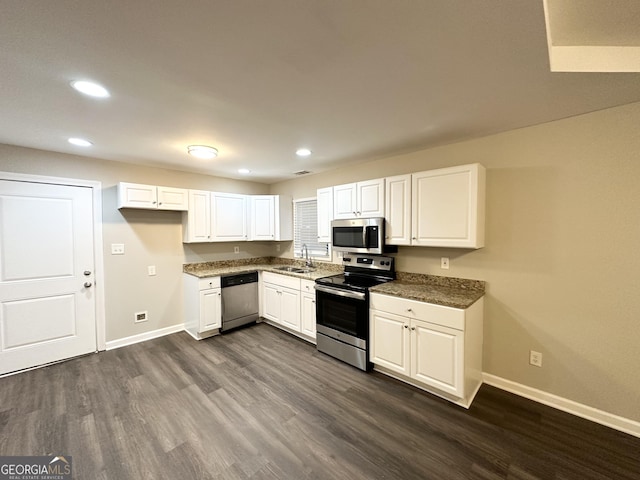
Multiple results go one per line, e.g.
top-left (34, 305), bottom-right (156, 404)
top-left (315, 274), bottom-right (389, 292)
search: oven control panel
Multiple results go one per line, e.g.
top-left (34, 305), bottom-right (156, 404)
top-left (342, 254), bottom-right (394, 271)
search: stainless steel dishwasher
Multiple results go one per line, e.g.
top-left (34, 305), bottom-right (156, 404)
top-left (220, 271), bottom-right (259, 332)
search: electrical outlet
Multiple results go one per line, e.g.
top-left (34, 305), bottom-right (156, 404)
top-left (234, 246), bottom-right (240, 254)
top-left (529, 350), bottom-right (543, 367)
top-left (276, 244), bottom-right (281, 252)
top-left (134, 311), bottom-right (148, 323)
top-left (111, 243), bottom-right (125, 255)
top-left (441, 257), bottom-right (450, 269)
top-left (148, 265), bottom-right (156, 276)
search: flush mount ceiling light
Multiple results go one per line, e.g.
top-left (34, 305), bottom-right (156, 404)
top-left (296, 148), bottom-right (312, 157)
top-left (68, 137), bottom-right (93, 147)
top-left (187, 145), bottom-right (218, 159)
top-left (238, 168), bottom-right (251, 175)
top-left (70, 80), bottom-right (110, 98)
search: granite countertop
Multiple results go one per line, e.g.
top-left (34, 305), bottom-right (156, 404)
top-left (183, 257), bottom-right (342, 281)
top-left (370, 272), bottom-right (485, 309)
top-left (184, 257), bottom-right (485, 309)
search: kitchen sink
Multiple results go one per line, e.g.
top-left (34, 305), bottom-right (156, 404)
top-left (273, 266), bottom-right (315, 274)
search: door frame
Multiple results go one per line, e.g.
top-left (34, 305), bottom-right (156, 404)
top-left (0, 171), bottom-right (106, 351)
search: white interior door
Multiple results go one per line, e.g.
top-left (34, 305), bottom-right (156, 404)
top-left (0, 180), bottom-right (97, 375)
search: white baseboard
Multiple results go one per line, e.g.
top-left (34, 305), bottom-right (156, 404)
top-left (483, 373), bottom-right (640, 439)
top-left (105, 324), bottom-right (184, 351)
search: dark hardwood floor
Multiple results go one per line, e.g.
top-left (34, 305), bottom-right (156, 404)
top-left (1, 323), bottom-right (638, 479)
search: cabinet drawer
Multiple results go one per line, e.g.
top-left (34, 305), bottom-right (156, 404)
top-left (300, 279), bottom-right (315, 294)
top-left (198, 277), bottom-right (221, 290)
top-left (262, 272), bottom-right (301, 290)
top-left (370, 293), bottom-right (465, 331)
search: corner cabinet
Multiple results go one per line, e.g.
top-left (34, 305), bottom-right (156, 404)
top-left (249, 195), bottom-right (293, 241)
top-left (183, 275), bottom-right (222, 340)
top-left (370, 293), bottom-right (484, 408)
top-left (117, 182), bottom-right (188, 211)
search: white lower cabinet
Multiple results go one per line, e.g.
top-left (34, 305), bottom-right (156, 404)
top-left (261, 272), bottom-right (301, 332)
top-left (370, 293), bottom-right (483, 408)
top-left (184, 275), bottom-right (222, 340)
top-left (300, 279), bottom-right (316, 339)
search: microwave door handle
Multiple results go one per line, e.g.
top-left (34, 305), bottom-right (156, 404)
top-left (363, 227), bottom-right (369, 248)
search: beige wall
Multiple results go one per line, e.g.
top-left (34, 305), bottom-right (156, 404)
top-left (270, 101), bottom-right (640, 423)
top-left (2, 99), bottom-right (639, 423)
top-left (0, 145), bottom-right (276, 341)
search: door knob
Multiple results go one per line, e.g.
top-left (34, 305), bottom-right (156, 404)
top-left (84, 282), bottom-right (92, 288)
top-left (84, 270), bottom-right (91, 276)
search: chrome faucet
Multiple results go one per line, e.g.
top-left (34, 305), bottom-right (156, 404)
top-left (301, 244), bottom-right (313, 267)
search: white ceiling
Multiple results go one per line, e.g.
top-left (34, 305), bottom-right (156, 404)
top-left (2, 0), bottom-right (640, 184)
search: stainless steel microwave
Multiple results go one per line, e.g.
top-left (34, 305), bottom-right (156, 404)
top-left (331, 217), bottom-right (385, 255)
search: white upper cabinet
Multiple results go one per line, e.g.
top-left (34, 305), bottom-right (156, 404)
top-left (183, 192), bottom-right (292, 243)
top-left (211, 192), bottom-right (248, 241)
top-left (384, 174), bottom-right (412, 246)
top-left (411, 163), bottom-right (485, 249)
top-left (250, 195), bottom-right (275, 240)
top-left (249, 195), bottom-right (293, 241)
top-left (316, 187), bottom-right (333, 243)
top-left (333, 178), bottom-right (384, 219)
top-left (117, 182), bottom-right (188, 211)
top-left (182, 190), bottom-right (211, 243)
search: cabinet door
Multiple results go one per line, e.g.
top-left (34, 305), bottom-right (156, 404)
top-left (157, 186), bottom-right (188, 211)
top-left (385, 175), bottom-right (411, 245)
top-left (280, 288), bottom-right (301, 332)
top-left (262, 283), bottom-right (281, 324)
top-left (183, 190), bottom-right (211, 243)
top-left (117, 182), bottom-right (157, 209)
top-left (200, 288), bottom-right (221, 332)
top-left (301, 292), bottom-right (316, 339)
top-left (211, 192), bottom-right (248, 241)
top-left (410, 319), bottom-right (464, 398)
top-left (411, 164), bottom-right (485, 248)
top-left (250, 195), bottom-right (275, 240)
top-left (357, 178), bottom-right (384, 217)
top-left (333, 183), bottom-right (357, 219)
top-left (317, 187), bottom-right (333, 243)
top-left (370, 309), bottom-right (410, 376)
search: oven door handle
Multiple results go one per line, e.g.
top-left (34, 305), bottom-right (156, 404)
top-left (314, 285), bottom-right (366, 301)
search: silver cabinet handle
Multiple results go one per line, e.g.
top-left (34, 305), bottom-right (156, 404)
top-left (411, 327), bottom-right (416, 331)
top-left (84, 270), bottom-right (91, 276)
top-left (404, 325), bottom-right (408, 329)
top-left (84, 282), bottom-right (92, 288)
top-left (406, 308), bottom-right (413, 312)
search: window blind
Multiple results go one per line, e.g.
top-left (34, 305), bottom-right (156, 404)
top-left (294, 199), bottom-right (329, 258)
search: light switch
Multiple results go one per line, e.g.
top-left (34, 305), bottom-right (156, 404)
top-left (148, 265), bottom-right (156, 276)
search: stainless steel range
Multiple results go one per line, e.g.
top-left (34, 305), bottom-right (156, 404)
top-left (315, 254), bottom-right (395, 371)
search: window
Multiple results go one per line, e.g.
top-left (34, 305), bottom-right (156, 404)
top-left (294, 198), bottom-right (330, 260)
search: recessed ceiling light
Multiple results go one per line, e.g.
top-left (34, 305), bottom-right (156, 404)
top-left (70, 80), bottom-right (110, 98)
top-left (187, 145), bottom-right (218, 159)
top-left (238, 168), bottom-right (251, 175)
top-left (68, 137), bottom-right (93, 147)
top-left (296, 148), bottom-right (312, 157)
